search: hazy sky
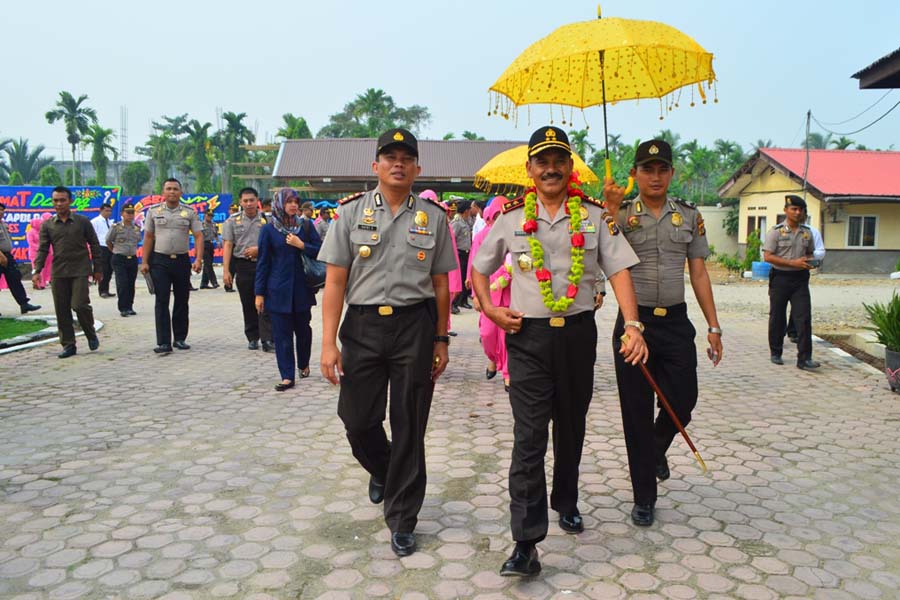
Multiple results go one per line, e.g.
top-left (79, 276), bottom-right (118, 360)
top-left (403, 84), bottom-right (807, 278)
top-left (7, 0), bottom-right (899, 163)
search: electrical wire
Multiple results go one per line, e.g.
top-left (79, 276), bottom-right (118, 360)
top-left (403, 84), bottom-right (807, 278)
top-left (816, 89), bottom-right (893, 126)
top-left (811, 99), bottom-right (900, 136)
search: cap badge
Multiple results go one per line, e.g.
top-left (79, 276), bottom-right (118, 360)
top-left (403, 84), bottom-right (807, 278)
top-left (414, 211), bottom-right (429, 228)
top-left (545, 128), bottom-right (557, 141)
top-left (393, 131), bottom-right (404, 141)
top-left (649, 145), bottom-right (659, 155)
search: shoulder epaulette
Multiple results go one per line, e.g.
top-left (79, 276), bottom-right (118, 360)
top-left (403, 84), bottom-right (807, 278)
top-left (502, 196), bottom-right (525, 214)
top-left (155, 205), bottom-right (165, 215)
top-left (774, 223), bottom-right (786, 229)
top-left (674, 198), bottom-right (696, 209)
top-left (582, 195), bottom-right (605, 208)
top-left (338, 191), bottom-right (365, 205)
top-left (418, 194), bottom-right (443, 208)
top-left (621, 199), bottom-right (633, 208)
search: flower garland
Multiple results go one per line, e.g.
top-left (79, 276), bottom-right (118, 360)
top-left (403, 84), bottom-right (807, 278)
top-left (522, 176), bottom-right (586, 312)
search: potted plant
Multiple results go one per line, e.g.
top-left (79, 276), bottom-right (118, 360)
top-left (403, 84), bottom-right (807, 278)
top-left (864, 291), bottom-right (900, 392)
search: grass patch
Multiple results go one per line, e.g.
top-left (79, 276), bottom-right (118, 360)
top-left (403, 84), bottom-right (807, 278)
top-left (0, 318), bottom-right (49, 341)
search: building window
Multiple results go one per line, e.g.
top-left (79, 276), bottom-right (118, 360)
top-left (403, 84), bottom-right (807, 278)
top-left (746, 216), bottom-right (756, 240)
top-left (847, 215), bottom-right (877, 248)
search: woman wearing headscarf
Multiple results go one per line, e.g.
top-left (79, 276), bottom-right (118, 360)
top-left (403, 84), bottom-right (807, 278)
top-left (469, 197), bottom-right (511, 390)
top-left (255, 188), bottom-right (322, 391)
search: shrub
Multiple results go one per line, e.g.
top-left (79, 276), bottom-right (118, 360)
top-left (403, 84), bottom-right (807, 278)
top-left (717, 253), bottom-right (742, 272)
top-left (864, 292), bottom-right (900, 352)
top-left (741, 229), bottom-right (762, 272)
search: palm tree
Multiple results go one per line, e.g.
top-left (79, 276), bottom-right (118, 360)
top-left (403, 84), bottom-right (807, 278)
top-left (804, 132), bottom-right (833, 150)
top-left (136, 132), bottom-right (179, 192)
top-left (2, 138), bottom-right (55, 184)
top-left (752, 139), bottom-right (774, 151)
top-left (45, 91), bottom-right (98, 185)
top-left (830, 136), bottom-right (856, 150)
top-left (82, 124), bottom-right (118, 185)
top-left (567, 129), bottom-right (596, 159)
top-left (655, 129), bottom-right (683, 161)
top-left (214, 111), bottom-right (255, 192)
top-left (0, 137), bottom-right (10, 182)
top-left (183, 120), bottom-right (214, 192)
top-left (276, 114), bottom-right (312, 139)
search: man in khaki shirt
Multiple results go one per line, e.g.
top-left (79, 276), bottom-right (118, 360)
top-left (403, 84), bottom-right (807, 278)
top-left (140, 178), bottom-right (203, 354)
top-left (471, 126), bottom-right (648, 577)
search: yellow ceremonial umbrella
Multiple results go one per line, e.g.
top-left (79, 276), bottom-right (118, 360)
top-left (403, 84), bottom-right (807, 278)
top-left (474, 145), bottom-right (598, 195)
top-left (489, 6), bottom-right (717, 192)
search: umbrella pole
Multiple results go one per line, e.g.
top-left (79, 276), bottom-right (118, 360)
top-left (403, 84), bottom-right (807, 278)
top-left (600, 50), bottom-right (612, 182)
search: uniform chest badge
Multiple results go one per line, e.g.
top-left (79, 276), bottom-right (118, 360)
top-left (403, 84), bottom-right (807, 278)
top-left (416, 250), bottom-right (426, 261)
top-left (414, 211), bottom-right (429, 228)
top-left (579, 206), bottom-right (589, 220)
top-left (803, 231), bottom-right (810, 240)
top-left (362, 217), bottom-right (376, 225)
top-left (671, 213), bottom-right (683, 227)
top-left (180, 210), bottom-right (188, 217)
top-left (517, 254), bottom-right (533, 272)
top-left (627, 215), bottom-right (641, 229)
top-left (359, 245), bottom-right (371, 258)
top-left (363, 207), bottom-right (375, 216)
top-left (371, 233), bottom-right (379, 241)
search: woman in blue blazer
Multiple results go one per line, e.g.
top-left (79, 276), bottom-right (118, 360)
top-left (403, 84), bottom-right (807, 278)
top-left (254, 189), bottom-right (322, 391)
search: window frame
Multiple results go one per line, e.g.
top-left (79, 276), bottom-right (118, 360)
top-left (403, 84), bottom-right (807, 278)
top-left (846, 215), bottom-right (878, 248)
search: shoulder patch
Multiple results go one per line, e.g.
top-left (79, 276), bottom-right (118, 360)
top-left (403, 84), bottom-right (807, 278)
top-left (417, 194), bottom-right (443, 209)
top-left (582, 195), bottom-right (605, 208)
top-left (338, 191), bottom-right (365, 205)
top-left (674, 198), bottom-right (696, 210)
top-left (502, 196), bottom-right (525, 214)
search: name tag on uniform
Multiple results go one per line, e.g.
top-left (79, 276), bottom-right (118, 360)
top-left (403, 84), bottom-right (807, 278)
top-left (514, 230), bottom-right (528, 236)
top-left (357, 224), bottom-right (377, 231)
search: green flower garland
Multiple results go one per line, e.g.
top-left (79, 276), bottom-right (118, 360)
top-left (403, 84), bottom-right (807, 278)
top-left (522, 184), bottom-right (586, 312)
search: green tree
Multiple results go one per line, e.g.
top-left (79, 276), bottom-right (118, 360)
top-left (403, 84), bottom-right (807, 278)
top-left (317, 88), bottom-right (430, 138)
top-left (2, 139), bottom-right (54, 183)
top-left (0, 137), bottom-right (10, 182)
top-left (183, 120), bottom-right (214, 192)
top-left (38, 165), bottom-right (63, 186)
top-left (7, 171), bottom-right (23, 185)
top-left (442, 132), bottom-right (455, 140)
top-left (655, 129), bottom-right (683, 161)
top-left (830, 136), bottom-right (856, 150)
top-left (212, 111), bottom-right (255, 193)
top-left (82, 124), bottom-right (117, 185)
top-left (45, 91), bottom-right (98, 185)
top-left (567, 129), bottom-right (596, 159)
top-left (462, 131), bottom-right (484, 140)
top-left (64, 168), bottom-right (82, 185)
top-left (804, 132), bottom-right (833, 149)
top-left (276, 113), bottom-right (312, 139)
top-left (136, 132), bottom-right (179, 192)
top-left (752, 138), bottom-right (774, 151)
top-left (122, 161), bottom-right (151, 195)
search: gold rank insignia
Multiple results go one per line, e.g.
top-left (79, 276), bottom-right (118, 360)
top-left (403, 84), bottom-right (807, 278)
top-left (363, 207), bottom-right (374, 216)
top-left (359, 245), bottom-right (371, 258)
top-left (362, 217), bottom-right (375, 225)
top-left (371, 233), bottom-right (379, 241)
top-left (414, 211), bottom-right (428, 228)
top-left (634, 200), bottom-right (643, 214)
top-left (672, 213), bottom-right (683, 227)
top-left (517, 254), bottom-right (533, 271)
top-left (416, 250), bottom-right (426, 261)
top-left (181, 210), bottom-right (189, 217)
top-left (579, 206), bottom-right (589, 220)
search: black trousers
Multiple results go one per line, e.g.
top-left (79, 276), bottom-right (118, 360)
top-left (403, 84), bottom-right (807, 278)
top-left (201, 242), bottom-right (218, 287)
top-left (112, 254), bottom-right (138, 312)
top-left (613, 305), bottom-right (698, 506)
top-left (269, 309), bottom-right (312, 381)
top-left (337, 301), bottom-right (435, 534)
top-left (1, 251), bottom-right (29, 306)
top-left (768, 270), bottom-right (812, 362)
top-left (150, 253), bottom-right (191, 346)
top-left (98, 247), bottom-right (113, 294)
top-left (452, 249), bottom-right (470, 306)
top-left (506, 311), bottom-right (597, 543)
top-left (234, 258), bottom-right (272, 343)
top-left (51, 276), bottom-right (96, 347)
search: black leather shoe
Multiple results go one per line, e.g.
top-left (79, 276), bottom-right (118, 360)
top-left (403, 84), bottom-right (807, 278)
top-left (154, 344), bottom-right (173, 354)
top-left (460, 301), bottom-right (472, 309)
top-left (120, 311), bottom-right (130, 317)
top-left (199, 285), bottom-right (211, 289)
top-left (20, 303), bottom-right (41, 314)
top-left (225, 287), bottom-right (237, 293)
top-left (559, 512), bottom-right (584, 534)
top-left (248, 340), bottom-right (259, 350)
top-left (656, 456), bottom-right (670, 481)
top-left (127, 310), bottom-right (137, 316)
top-left (87, 336), bottom-right (99, 351)
top-left (500, 543), bottom-right (540, 577)
top-left (789, 335), bottom-right (799, 344)
top-left (390, 532), bottom-right (416, 557)
top-left (486, 368), bottom-right (498, 380)
top-left (173, 341), bottom-right (191, 350)
top-left (274, 381), bottom-right (295, 392)
top-left (368, 476), bottom-right (385, 504)
top-left (57, 345), bottom-right (77, 359)
top-left (631, 503), bottom-right (655, 527)
top-left (450, 305), bottom-right (460, 315)
top-left (797, 359), bottom-right (821, 371)
top-left (448, 331), bottom-right (458, 337)
top-left (261, 341), bottom-right (275, 353)
top-left (189, 286), bottom-right (199, 291)
top-left (770, 355), bottom-right (784, 365)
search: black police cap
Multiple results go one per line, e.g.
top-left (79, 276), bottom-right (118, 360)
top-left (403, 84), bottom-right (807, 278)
top-left (634, 140), bottom-right (673, 166)
top-left (376, 128), bottom-right (418, 158)
top-left (527, 126), bottom-right (571, 157)
top-left (785, 194), bottom-right (807, 210)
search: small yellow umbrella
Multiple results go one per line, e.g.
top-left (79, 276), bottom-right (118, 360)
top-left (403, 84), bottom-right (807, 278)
top-left (489, 6), bottom-right (717, 192)
top-left (474, 145), bottom-right (598, 195)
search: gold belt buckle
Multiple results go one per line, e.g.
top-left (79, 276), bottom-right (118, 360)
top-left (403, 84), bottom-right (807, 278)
top-left (549, 317), bottom-right (565, 328)
top-left (126, 256), bottom-right (133, 259)
top-left (169, 254), bottom-right (177, 259)
top-left (653, 307), bottom-right (668, 317)
top-left (377, 306), bottom-right (394, 316)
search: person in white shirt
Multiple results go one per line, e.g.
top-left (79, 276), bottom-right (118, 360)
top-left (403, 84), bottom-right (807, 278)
top-left (90, 203), bottom-right (115, 298)
top-left (471, 200), bottom-right (487, 237)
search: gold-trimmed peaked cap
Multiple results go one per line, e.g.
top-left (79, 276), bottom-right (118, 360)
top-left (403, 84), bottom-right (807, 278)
top-left (527, 126), bottom-right (571, 157)
top-left (634, 139), bottom-right (673, 167)
top-left (376, 128), bottom-right (418, 158)
top-left (784, 194), bottom-right (807, 210)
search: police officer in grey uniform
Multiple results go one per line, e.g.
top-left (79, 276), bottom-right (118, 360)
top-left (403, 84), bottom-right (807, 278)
top-left (764, 194), bottom-right (819, 370)
top-left (199, 210), bottom-right (219, 289)
top-left (319, 128), bottom-right (457, 558)
top-left (604, 139), bottom-right (724, 528)
top-left (140, 178), bottom-right (203, 354)
top-left (472, 126), bottom-right (648, 577)
top-left (106, 203), bottom-right (142, 317)
top-left (222, 187), bottom-right (273, 351)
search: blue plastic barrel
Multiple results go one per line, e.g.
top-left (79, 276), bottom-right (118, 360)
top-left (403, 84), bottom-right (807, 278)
top-left (751, 261), bottom-right (772, 279)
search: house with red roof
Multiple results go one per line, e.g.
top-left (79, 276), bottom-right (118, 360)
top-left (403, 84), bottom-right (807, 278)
top-left (718, 148), bottom-right (900, 273)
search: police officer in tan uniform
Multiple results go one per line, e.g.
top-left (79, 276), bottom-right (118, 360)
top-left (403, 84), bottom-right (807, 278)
top-left (472, 126), bottom-right (648, 577)
top-left (223, 187), bottom-right (273, 351)
top-left (199, 210), bottom-right (219, 289)
top-left (106, 203), bottom-right (142, 317)
top-left (319, 128), bottom-right (457, 558)
top-left (764, 194), bottom-right (818, 370)
top-left (605, 139), bottom-right (724, 528)
top-left (140, 178), bottom-right (203, 354)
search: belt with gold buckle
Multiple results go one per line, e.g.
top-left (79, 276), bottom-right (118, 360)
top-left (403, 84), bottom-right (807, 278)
top-left (549, 317), bottom-right (566, 328)
top-left (169, 254), bottom-right (177, 259)
top-left (377, 306), bottom-right (394, 316)
top-left (653, 307), bottom-right (668, 317)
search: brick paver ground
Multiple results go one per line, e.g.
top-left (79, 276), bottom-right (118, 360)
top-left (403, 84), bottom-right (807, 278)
top-left (2, 273), bottom-right (898, 599)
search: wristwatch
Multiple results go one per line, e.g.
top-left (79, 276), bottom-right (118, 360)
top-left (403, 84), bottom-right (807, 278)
top-left (624, 320), bottom-right (644, 333)
top-left (708, 327), bottom-right (723, 335)
top-left (434, 335), bottom-right (450, 345)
